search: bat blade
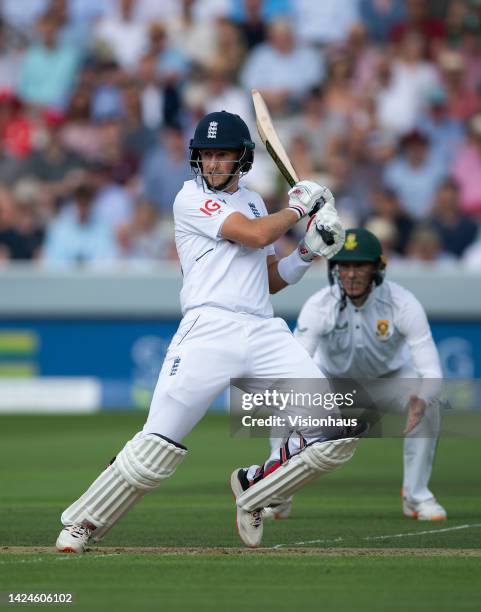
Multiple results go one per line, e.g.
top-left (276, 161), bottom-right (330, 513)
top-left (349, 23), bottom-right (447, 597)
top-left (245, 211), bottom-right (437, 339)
top-left (251, 89), bottom-right (298, 187)
top-left (251, 88), bottom-right (335, 246)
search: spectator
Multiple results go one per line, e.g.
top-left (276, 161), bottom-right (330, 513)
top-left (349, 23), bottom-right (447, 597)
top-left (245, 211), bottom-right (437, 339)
top-left (383, 130), bottom-right (445, 219)
top-left (61, 85), bottom-right (103, 160)
top-left (444, 0), bottom-right (474, 47)
top-left (0, 18), bottom-right (25, 91)
top-left (389, 0), bottom-right (446, 55)
top-left (416, 86), bottom-right (465, 168)
top-left (0, 92), bottom-right (35, 160)
top-left (166, 0), bottom-right (218, 68)
top-left (0, 185), bottom-right (17, 261)
top-left (438, 49), bottom-right (481, 121)
top-left (17, 13), bottom-right (81, 108)
top-left (323, 50), bottom-right (358, 123)
top-left (23, 111), bottom-right (83, 199)
top-left (360, 0), bottom-right (406, 42)
top-left (347, 23), bottom-right (383, 98)
top-left (292, 0), bottom-right (360, 46)
top-left (118, 200), bottom-right (176, 262)
top-left (231, 0), bottom-right (291, 49)
top-left (452, 112), bottom-right (481, 216)
top-left (458, 13), bottom-right (481, 94)
top-left (429, 178), bottom-right (478, 257)
top-left (147, 21), bottom-right (190, 86)
top-left (364, 216), bottom-right (402, 262)
top-left (93, 0), bottom-right (148, 71)
top-left (1, 0), bottom-right (49, 36)
top-left (190, 0), bottom-right (231, 21)
top-left (202, 62), bottom-right (252, 125)
top-left (136, 53), bottom-right (182, 130)
top-left (43, 183), bottom-right (118, 266)
top-left (286, 134), bottom-right (320, 185)
top-left (374, 31), bottom-right (440, 135)
top-left (49, 0), bottom-right (92, 51)
top-left (74, 161), bottom-right (134, 232)
top-left (230, 0), bottom-right (268, 50)
top-left (67, 0), bottom-right (110, 25)
top-left (368, 186), bottom-right (414, 254)
top-left (97, 117), bottom-right (139, 186)
top-left (324, 154), bottom-right (364, 227)
top-left (90, 59), bottom-right (127, 123)
top-left (405, 223), bottom-right (456, 265)
top-left (282, 86), bottom-right (347, 171)
top-left (6, 181), bottom-right (46, 259)
top-left (121, 80), bottom-right (157, 159)
top-left (344, 126), bottom-right (392, 219)
top-left (140, 124), bottom-right (191, 214)
top-left (22, 110), bottom-right (85, 204)
top-left (110, 0), bottom-right (180, 24)
top-left (240, 18), bottom-right (324, 114)
top-left (215, 17), bottom-right (247, 79)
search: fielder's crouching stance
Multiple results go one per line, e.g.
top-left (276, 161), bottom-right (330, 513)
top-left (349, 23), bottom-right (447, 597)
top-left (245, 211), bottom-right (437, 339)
top-left (56, 111), bottom-right (360, 553)
top-left (265, 229), bottom-right (446, 522)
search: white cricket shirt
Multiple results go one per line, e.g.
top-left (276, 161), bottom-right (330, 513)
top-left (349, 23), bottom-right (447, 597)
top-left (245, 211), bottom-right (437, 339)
top-left (294, 281), bottom-right (442, 379)
top-left (174, 179), bottom-right (275, 317)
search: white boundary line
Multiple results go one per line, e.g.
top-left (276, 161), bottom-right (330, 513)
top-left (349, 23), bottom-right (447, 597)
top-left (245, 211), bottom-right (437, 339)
top-left (271, 522), bottom-right (481, 549)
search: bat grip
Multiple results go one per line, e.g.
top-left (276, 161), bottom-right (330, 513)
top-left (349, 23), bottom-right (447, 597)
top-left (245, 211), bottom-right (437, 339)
top-left (308, 198), bottom-right (335, 246)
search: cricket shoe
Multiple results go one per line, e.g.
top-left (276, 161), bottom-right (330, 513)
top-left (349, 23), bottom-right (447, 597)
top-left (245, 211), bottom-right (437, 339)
top-left (263, 498), bottom-right (292, 520)
top-left (230, 469), bottom-right (263, 548)
top-left (56, 523), bottom-right (93, 553)
top-left (403, 497), bottom-right (447, 521)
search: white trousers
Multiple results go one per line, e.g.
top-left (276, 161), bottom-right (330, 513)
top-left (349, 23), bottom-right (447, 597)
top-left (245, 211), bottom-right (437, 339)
top-left (375, 365), bottom-right (440, 504)
top-left (138, 307), bottom-right (324, 443)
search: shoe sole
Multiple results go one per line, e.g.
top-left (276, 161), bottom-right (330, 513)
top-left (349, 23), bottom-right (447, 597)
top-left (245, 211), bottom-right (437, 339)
top-left (403, 506), bottom-right (447, 521)
top-left (57, 547), bottom-right (77, 555)
top-left (230, 470), bottom-right (259, 549)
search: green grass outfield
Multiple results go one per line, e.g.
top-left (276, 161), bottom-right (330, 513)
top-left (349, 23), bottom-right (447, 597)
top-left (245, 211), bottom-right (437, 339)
top-left (0, 413), bottom-right (480, 611)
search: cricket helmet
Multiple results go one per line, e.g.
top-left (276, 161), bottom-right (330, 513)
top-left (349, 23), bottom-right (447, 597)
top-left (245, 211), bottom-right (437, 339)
top-left (189, 111), bottom-right (255, 175)
top-left (328, 228), bottom-right (386, 286)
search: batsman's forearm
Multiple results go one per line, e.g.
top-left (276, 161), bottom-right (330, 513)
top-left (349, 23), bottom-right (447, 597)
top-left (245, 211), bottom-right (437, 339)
top-left (250, 208), bottom-right (299, 248)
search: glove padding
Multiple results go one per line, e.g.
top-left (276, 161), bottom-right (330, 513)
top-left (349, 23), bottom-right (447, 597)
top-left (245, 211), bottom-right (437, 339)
top-left (298, 202), bottom-right (345, 261)
top-left (288, 181), bottom-right (334, 219)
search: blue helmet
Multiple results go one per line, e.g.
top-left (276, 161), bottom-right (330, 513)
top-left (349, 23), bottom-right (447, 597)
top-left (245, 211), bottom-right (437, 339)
top-left (189, 111), bottom-right (255, 175)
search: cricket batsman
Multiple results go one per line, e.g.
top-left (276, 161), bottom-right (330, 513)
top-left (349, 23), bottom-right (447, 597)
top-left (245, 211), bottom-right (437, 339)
top-left (265, 228), bottom-right (446, 521)
top-left (55, 111), bottom-right (365, 552)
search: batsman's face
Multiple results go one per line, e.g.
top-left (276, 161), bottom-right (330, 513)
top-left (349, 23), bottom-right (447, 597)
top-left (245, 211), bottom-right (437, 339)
top-left (337, 262), bottom-right (376, 298)
top-left (200, 149), bottom-right (239, 190)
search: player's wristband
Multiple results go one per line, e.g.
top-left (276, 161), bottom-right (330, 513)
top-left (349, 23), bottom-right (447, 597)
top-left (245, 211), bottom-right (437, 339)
top-left (277, 247), bottom-right (312, 285)
top-left (287, 204), bottom-right (305, 220)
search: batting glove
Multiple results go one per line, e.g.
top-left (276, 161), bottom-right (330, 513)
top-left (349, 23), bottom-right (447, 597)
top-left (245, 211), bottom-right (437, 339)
top-left (288, 181), bottom-right (334, 220)
top-left (298, 203), bottom-right (345, 261)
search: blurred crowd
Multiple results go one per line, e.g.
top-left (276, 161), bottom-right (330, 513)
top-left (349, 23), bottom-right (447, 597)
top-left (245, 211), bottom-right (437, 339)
top-left (1, 0), bottom-right (481, 269)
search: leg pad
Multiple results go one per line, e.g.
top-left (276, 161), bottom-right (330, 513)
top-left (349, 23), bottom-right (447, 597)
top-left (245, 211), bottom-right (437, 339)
top-left (61, 434), bottom-right (187, 540)
top-left (237, 437), bottom-right (359, 512)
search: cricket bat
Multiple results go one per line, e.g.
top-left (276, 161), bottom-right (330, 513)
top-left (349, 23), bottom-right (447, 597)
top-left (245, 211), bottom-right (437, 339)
top-left (251, 89), bottom-right (334, 245)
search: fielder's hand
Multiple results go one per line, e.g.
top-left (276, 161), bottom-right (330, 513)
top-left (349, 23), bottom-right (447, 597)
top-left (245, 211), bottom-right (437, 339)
top-left (288, 181), bottom-right (333, 220)
top-left (403, 395), bottom-right (427, 434)
top-left (298, 202), bottom-right (345, 261)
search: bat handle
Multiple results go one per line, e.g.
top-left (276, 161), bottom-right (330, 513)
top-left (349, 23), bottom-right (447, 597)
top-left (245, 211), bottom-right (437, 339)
top-left (308, 198), bottom-right (335, 246)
